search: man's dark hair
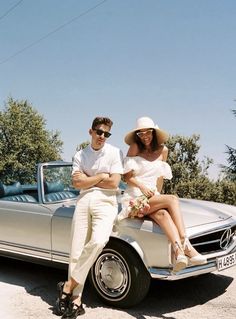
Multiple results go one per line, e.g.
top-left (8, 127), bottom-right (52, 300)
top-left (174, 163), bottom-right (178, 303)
top-left (91, 117), bottom-right (113, 130)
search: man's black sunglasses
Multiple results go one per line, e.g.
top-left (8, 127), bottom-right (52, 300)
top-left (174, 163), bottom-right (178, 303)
top-left (94, 129), bottom-right (112, 138)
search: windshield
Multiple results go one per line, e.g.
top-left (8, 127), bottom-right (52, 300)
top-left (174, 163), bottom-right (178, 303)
top-left (42, 164), bottom-right (79, 202)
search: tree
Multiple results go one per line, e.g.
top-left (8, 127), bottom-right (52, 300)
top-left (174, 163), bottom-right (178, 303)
top-left (222, 109), bottom-right (236, 181)
top-left (162, 134), bottom-right (236, 205)
top-left (77, 141), bottom-right (90, 151)
top-left (0, 97), bottom-right (63, 184)
top-left (163, 134), bottom-right (213, 195)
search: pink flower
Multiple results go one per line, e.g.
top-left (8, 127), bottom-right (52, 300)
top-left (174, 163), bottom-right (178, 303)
top-left (129, 199), bottom-right (135, 207)
top-left (128, 195), bottom-right (150, 218)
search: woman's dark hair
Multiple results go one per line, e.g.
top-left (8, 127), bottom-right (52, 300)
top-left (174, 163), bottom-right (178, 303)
top-left (92, 117), bottom-right (113, 129)
top-left (134, 129), bottom-right (158, 152)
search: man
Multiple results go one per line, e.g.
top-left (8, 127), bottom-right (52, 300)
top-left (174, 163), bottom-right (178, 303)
top-left (55, 116), bottom-right (123, 319)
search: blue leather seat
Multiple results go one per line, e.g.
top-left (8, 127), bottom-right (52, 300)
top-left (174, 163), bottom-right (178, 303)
top-left (1, 194), bottom-right (37, 202)
top-left (0, 182), bottom-right (37, 203)
top-left (44, 181), bottom-right (77, 202)
top-left (45, 191), bottom-right (77, 202)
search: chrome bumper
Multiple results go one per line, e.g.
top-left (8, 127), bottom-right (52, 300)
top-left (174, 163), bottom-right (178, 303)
top-left (149, 260), bottom-right (233, 280)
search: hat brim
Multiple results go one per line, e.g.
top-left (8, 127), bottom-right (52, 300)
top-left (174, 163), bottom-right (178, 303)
top-left (124, 127), bottom-right (169, 145)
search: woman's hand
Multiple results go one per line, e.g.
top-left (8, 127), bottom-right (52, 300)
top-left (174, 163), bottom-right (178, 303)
top-left (139, 185), bottom-right (155, 198)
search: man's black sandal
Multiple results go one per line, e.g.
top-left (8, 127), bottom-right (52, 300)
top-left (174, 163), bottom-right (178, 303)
top-left (62, 301), bottom-right (85, 319)
top-left (54, 281), bottom-right (72, 316)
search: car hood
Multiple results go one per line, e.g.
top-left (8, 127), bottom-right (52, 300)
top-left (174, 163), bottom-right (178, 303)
top-left (180, 198), bottom-right (236, 228)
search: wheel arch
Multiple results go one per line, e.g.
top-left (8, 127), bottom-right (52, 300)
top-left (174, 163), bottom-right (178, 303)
top-left (107, 235), bottom-right (149, 269)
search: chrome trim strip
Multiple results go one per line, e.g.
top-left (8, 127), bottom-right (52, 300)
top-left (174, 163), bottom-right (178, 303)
top-left (206, 237), bottom-right (236, 258)
top-left (189, 222), bottom-right (236, 239)
top-left (0, 240), bottom-right (51, 255)
top-left (51, 250), bottom-right (69, 258)
top-left (193, 239), bottom-right (220, 247)
top-left (52, 258), bottom-right (68, 264)
top-left (0, 246), bottom-right (52, 261)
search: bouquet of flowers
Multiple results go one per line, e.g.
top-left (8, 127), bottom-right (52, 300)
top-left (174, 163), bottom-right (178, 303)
top-left (128, 195), bottom-right (150, 218)
top-left (118, 194), bottom-right (150, 221)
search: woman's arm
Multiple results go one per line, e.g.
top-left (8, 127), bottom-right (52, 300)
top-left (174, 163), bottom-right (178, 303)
top-left (156, 145), bottom-right (169, 193)
top-left (162, 145), bottom-right (168, 161)
top-left (156, 177), bottom-right (164, 193)
top-left (124, 171), bottom-right (155, 198)
top-left (127, 143), bottom-right (139, 156)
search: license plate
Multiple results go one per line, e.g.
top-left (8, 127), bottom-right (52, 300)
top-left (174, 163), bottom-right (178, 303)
top-left (217, 252), bottom-right (236, 271)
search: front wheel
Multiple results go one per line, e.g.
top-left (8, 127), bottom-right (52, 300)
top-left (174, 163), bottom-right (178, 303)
top-left (89, 240), bottom-right (151, 308)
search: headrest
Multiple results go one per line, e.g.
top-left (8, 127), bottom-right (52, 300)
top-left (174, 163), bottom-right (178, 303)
top-left (44, 181), bottom-right (64, 194)
top-left (0, 182), bottom-right (23, 198)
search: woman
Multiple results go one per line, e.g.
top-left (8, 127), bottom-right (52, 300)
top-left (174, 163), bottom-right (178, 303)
top-left (120, 116), bottom-right (207, 272)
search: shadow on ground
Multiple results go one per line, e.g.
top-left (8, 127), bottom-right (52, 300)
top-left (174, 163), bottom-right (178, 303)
top-left (0, 256), bottom-right (234, 319)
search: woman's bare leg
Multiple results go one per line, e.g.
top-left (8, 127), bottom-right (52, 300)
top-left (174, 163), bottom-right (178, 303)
top-left (148, 194), bottom-right (186, 239)
top-left (149, 209), bottom-right (181, 247)
top-left (149, 209), bottom-right (188, 271)
top-left (147, 194), bottom-right (204, 258)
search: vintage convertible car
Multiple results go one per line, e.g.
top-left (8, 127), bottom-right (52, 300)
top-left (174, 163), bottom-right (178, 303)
top-left (0, 161), bottom-right (236, 308)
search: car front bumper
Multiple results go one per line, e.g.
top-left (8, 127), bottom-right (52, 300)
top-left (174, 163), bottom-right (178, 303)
top-left (149, 249), bottom-right (236, 280)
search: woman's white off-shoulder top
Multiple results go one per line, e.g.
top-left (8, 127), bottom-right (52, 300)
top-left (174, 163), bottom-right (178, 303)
top-left (123, 156), bottom-right (172, 198)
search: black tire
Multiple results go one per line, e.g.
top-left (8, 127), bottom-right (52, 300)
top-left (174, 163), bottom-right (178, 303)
top-left (89, 239), bottom-right (151, 308)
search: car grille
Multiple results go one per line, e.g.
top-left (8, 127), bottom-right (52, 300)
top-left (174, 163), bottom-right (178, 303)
top-left (190, 224), bottom-right (236, 254)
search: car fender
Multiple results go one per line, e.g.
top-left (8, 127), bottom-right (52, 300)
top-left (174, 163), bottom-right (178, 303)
top-left (109, 234), bottom-right (148, 269)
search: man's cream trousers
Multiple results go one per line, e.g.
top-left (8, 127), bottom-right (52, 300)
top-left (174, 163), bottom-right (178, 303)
top-left (68, 189), bottom-right (118, 297)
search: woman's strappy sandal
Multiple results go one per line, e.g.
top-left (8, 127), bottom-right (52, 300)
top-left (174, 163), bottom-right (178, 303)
top-left (182, 236), bottom-right (207, 266)
top-left (172, 241), bottom-right (188, 273)
top-left (54, 281), bottom-right (72, 316)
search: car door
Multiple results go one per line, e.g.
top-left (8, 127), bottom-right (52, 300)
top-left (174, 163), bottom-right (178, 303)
top-left (51, 202), bottom-right (75, 264)
top-left (0, 200), bottom-right (52, 260)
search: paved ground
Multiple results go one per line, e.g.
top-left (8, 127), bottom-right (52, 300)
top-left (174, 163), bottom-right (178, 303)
top-left (0, 256), bottom-right (235, 319)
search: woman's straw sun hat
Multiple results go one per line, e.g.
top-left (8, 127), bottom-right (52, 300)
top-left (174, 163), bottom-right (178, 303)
top-left (124, 116), bottom-right (169, 145)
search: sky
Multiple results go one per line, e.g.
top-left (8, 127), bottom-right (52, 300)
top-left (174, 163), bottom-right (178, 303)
top-left (0, 0), bottom-right (235, 180)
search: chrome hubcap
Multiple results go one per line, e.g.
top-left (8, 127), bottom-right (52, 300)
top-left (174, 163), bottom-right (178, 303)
top-left (93, 251), bottom-right (130, 300)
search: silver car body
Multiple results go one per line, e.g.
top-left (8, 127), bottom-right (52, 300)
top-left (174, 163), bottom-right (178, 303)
top-left (0, 161), bottom-right (236, 307)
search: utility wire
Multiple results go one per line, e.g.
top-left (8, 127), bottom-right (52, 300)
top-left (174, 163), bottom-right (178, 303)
top-left (0, 0), bottom-right (24, 21)
top-left (0, 0), bottom-right (108, 65)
